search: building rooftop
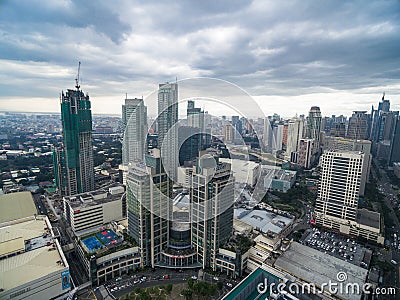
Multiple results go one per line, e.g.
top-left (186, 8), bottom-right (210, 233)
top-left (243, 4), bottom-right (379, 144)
top-left (234, 208), bottom-right (293, 235)
top-left (0, 216), bottom-right (68, 292)
top-left (262, 166), bottom-right (296, 182)
top-left (275, 242), bottom-right (368, 300)
top-left (356, 208), bottom-right (380, 230)
top-left (0, 191), bottom-right (37, 223)
top-left (64, 187), bottom-right (124, 209)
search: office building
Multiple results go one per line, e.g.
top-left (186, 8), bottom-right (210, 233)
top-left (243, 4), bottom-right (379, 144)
top-left (370, 93), bottom-right (390, 142)
top-left (306, 106), bottom-right (322, 156)
top-left (126, 150), bottom-right (172, 268)
top-left (314, 150), bottom-right (384, 244)
top-left (122, 97), bottom-right (148, 165)
top-left (191, 156), bottom-right (234, 270)
top-left (285, 117), bottom-right (304, 162)
top-left (63, 186), bottom-right (125, 234)
top-left (0, 215), bottom-right (70, 300)
top-left (315, 151), bottom-right (365, 221)
top-left (187, 100), bottom-right (205, 131)
top-left (157, 82), bottom-right (179, 180)
top-left (390, 117), bottom-right (400, 165)
top-left (178, 126), bottom-right (202, 166)
top-left (53, 84), bottom-right (95, 196)
top-left (330, 122), bottom-right (346, 137)
top-left (347, 111), bottom-right (369, 140)
top-left (322, 136), bottom-right (371, 196)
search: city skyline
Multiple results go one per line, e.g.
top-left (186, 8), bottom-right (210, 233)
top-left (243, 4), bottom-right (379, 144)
top-left (0, 1), bottom-right (399, 116)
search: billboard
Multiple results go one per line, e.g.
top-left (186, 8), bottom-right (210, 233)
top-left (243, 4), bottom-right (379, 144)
top-left (61, 270), bottom-right (71, 290)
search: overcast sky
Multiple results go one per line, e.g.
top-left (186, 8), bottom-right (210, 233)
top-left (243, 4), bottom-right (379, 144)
top-left (0, 0), bottom-right (399, 118)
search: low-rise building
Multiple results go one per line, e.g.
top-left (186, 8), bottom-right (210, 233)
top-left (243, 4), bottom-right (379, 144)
top-left (0, 216), bottom-right (70, 300)
top-left (73, 226), bottom-right (141, 285)
top-left (63, 186), bottom-right (125, 234)
top-left (220, 158), bottom-right (261, 187)
top-left (263, 166), bottom-right (296, 192)
top-left (234, 208), bottom-right (294, 237)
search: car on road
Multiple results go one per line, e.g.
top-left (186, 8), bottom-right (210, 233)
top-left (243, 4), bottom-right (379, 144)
top-left (226, 283), bottom-right (233, 287)
top-left (191, 276), bottom-right (197, 280)
top-left (391, 259), bottom-right (398, 265)
top-left (163, 275), bottom-right (169, 279)
top-left (213, 276), bottom-right (219, 281)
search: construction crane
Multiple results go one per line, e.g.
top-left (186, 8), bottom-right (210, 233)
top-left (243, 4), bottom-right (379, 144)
top-left (75, 61), bottom-right (81, 90)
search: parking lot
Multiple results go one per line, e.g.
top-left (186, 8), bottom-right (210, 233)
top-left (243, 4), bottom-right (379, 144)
top-left (302, 228), bottom-right (371, 269)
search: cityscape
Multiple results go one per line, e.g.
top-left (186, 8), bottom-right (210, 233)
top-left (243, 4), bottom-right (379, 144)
top-left (1, 1), bottom-right (400, 300)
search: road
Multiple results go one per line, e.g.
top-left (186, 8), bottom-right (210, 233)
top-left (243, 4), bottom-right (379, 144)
top-left (372, 159), bottom-right (400, 289)
top-left (33, 193), bottom-right (48, 215)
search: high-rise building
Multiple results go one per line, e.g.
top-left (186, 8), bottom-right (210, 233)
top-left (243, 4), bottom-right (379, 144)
top-left (157, 82), bottom-right (179, 180)
top-left (224, 124), bottom-right (234, 143)
top-left (314, 150), bottom-right (384, 244)
top-left (187, 100), bottom-right (205, 131)
top-left (389, 117), bottom-right (400, 165)
top-left (285, 117), bottom-right (304, 162)
top-left (306, 106), bottom-right (322, 155)
top-left (347, 111), bottom-right (369, 140)
top-left (322, 136), bottom-right (371, 196)
top-left (370, 93), bottom-right (391, 142)
top-left (330, 122), bottom-right (346, 137)
top-left (282, 123), bottom-right (288, 146)
top-left (178, 126), bottom-right (201, 165)
top-left (315, 151), bottom-right (366, 222)
top-left (191, 156), bottom-right (234, 270)
top-left (53, 85), bottom-right (94, 196)
top-left (297, 138), bottom-right (314, 169)
top-left (122, 97), bottom-right (147, 165)
top-left (126, 150), bottom-right (171, 268)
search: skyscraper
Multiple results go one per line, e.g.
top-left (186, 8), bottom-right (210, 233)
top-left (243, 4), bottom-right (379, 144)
top-left (126, 150), bottom-right (171, 268)
top-left (53, 85), bottom-right (94, 196)
top-left (315, 151), bottom-right (366, 222)
top-left (347, 111), bottom-right (369, 140)
top-left (389, 117), bottom-right (400, 165)
top-left (191, 156), bottom-right (234, 270)
top-left (157, 82), bottom-right (179, 180)
top-left (122, 97), bottom-right (148, 165)
top-left (285, 117), bottom-right (304, 162)
top-left (370, 94), bottom-right (391, 142)
top-left (187, 100), bottom-right (205, 131)
top-left (306, 106), bottom-right (322, 156)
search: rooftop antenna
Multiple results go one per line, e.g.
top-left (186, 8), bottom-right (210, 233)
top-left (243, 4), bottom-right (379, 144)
top-left (75, 61), bottom-right (81, 90)
top-left (382, 92), bottom-right (385, 101)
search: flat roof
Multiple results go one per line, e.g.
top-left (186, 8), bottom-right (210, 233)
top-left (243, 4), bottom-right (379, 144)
top-left (0, 191), bottom-right (37, 223)
top-left (64, 190), bottom-right (122, 209)
top-left (234, 208), bottom-right (293, 234)
top-left (275, 242), bottom-right (368, 300)
top-left (356, 209), bottom-right (380, 229)
top-left (0, 217), bottom-right (67, 292)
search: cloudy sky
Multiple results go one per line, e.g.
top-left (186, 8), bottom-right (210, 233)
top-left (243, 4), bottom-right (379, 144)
top-left (0, 0), bottom-right (399, 117)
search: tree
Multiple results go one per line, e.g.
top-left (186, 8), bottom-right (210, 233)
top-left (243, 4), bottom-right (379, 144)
top-left (187, 277), bottom-right (194, 289)
top-left (165, 284), bottom-right (173, 293)
top-left (181, 289), bottom-right (193, 300)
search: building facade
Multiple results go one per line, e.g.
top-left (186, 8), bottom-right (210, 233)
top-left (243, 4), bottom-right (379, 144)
top-left (53, 86), bottom-right (95, 196)
top-left (122, 97), bottom-right (147, 165)
top-left (191, 157), bottom-right (234, 270)
top-left (157, 82), bottom-right (179, 180)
